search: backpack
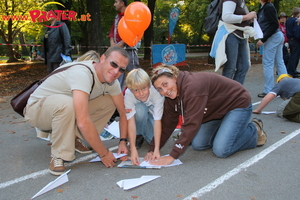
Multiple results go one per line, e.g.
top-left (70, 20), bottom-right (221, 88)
top-left (203, 0), bottom-right (222, 34)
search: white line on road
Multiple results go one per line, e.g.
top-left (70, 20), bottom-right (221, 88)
top-left (0, 146), bottom-right (118, 189)
top-left (184, 129), bottom-right (300, 200)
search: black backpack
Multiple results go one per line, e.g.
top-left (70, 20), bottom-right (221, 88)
top-left (204, 0), bottom-right (222, 34)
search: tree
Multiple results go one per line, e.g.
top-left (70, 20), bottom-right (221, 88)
top-left (0, 0), bottom-right (44, 62)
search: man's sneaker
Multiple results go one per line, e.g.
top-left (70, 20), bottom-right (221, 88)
top-left (136, 135), bottom-right (144, 149)
top-left (75, 137), bottom-right (93, 154)
top-left (49, 156), bottom-right (65, 176)
top-left (252, 118), bottom-right (267, 147)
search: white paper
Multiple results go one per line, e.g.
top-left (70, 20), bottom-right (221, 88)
top-left (117, 175), bottom-right (160, 190)
top-left (104, 121), bottom-right (120, 138)
top-left (89, 153), bottom-right (127, 162)
top-left (31, 169), bottom-right (71, 199)
top-left (261, 111), bottom-right (276, 114)
top-left (254, 18), bottom-right (263, 40)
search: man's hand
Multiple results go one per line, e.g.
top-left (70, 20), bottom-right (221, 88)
top-left (149, 155), bottom-right (174, 166)
top-left (118, 141), bottom-right (128, 161)
top-left (101, 151), bottom-right (117, 168)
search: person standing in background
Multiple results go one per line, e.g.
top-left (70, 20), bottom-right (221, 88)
top-left (220, 0), bottom-right (257, 85)
top-left (278, 12), bottom-right (289, 68)
top-left (256, 0), bottom-right (287, 98)
top-left (108, 0), bottom-right (140, 91)
top-left (44, 10), bottom-right (72, 74)
top-left (286, 7), bottom-right (300, 78)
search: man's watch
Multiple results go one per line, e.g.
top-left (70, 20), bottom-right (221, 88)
top-left (119, 138), bottom-right (128, 144)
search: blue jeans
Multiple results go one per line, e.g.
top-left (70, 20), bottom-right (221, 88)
top-left (287, 38), bottom-right (300, 77)
top-left (222, 33), bottom-right (249, 85)
top-left (191, 104), bottom-right (257, 158)
top-left (135, 103), bottom-right (154, 144)
top-left (262, 31), bottom-right (287, 93)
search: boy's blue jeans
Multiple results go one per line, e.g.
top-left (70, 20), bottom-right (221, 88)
top-left (135, 103), bottom-right (154, 144)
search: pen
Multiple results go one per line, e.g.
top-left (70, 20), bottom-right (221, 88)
top-left (121, 165), bottom-right (161, 169)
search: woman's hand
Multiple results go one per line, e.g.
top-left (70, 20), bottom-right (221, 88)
top-left (149, 155), bottom-right (174, 166)
top-left (252, 109), bottom-right (261, 114)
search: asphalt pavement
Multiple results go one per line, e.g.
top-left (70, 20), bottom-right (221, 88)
top-left (0, 59), bottom-right (300, 200)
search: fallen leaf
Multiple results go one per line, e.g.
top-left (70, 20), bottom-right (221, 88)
top-left (47, 143), bottom-right (52, 145)
top-left (57, 189), bottom-right (64, 193)
top-left (192, 197), bottom-right (198, 200)
top-left (280, 131), bottom-right (286, 134)
top-left (24, 139), bottom-right (28, 141)
top-left (177, 195), bottom-right (183, 197)
top-left (131, 196), bottom-right (138, 199)
top-left (11, 131), bottom-right (15, 133)
top-left (250, 196), bottom-right (255, 199)
top-left (291, 141), bottom-right (296, 143)
top-left (65, 187), bottom-right (70, 189)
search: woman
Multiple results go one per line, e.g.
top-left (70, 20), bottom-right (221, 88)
top-left (146, 65), bottom-right (267, 166)
top-left (256, 0), bottom-right (287, 98)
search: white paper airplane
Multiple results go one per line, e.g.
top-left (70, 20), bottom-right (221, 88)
top-left (104, 121), bottom-right (120, 138)
top-left (117, 175), bottom-right (161, 190)
top-left (89, 153), bottom-right (127, 162)
top-left (31, 169), bottom-right (71, 199)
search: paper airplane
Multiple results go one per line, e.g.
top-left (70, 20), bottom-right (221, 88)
top-left (117, 175), bottom-right (161, 190)
top-left (104, 121), bottom-right (120, 138)
top-left (31, 169), bottom-right (71, 199)
top-left (89, 153), bottom-right (127, 162)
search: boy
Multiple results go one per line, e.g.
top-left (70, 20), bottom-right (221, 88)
top-left (124, 69), bottom-right (164, 165)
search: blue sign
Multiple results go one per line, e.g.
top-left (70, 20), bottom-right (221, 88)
top-left (169, 7), bottom-right (180, 39)
top-left (152, 44), bottom-right (186, 67)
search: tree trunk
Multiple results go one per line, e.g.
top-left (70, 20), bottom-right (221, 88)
top-left (87, 0), bottom-right (102, 53)
top-left (273, 0), bottom-right (281, 13)
top-left (19, 33), bottom-right (29, 56)
top-left (143, 0), bottom-right (156, 60)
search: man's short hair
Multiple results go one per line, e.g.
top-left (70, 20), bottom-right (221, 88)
top-left (126, 69), bottom-right (151, 90)
top-left (104, 46), bottom-right (129, 61)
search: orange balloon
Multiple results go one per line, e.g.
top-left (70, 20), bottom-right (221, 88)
top-left (118, 17), bottom-right (143, 47)
top-left (124, 2), bottom-right (151, 36)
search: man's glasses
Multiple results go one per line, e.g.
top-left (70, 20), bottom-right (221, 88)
top-left (109, 59), bottom-right (126, 73)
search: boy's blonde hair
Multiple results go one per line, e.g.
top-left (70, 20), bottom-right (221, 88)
top-left (125, 68), bottom-right (150, 89)
top-left (76, 50), bottom-right (100, 62)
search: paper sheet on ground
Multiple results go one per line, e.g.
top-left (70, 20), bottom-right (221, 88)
top-left (31, 170), bottom-right (71, 199)
top-left (89, 153), bottom-right (127, 162)
top-left (117, 175), bottom-right (161, 190)
top-left (104, 121), bottom-right (120, 138)
top-left (261, 111), bottom-right (276, 114)
top-left (254, 18), bottom-right (263, 40)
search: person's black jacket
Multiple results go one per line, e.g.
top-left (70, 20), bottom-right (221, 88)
top-left (257, 2), bottom-right (279, 43)
top-left (43, 21), bottom-right (72, 64)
